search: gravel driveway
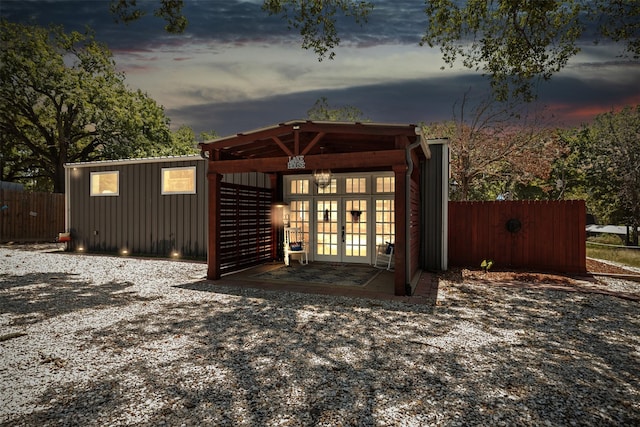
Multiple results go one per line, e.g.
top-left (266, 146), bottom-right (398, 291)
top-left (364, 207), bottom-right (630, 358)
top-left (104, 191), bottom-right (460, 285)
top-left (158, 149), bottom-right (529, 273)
top-left (1, 245), bottom-right (639, 426)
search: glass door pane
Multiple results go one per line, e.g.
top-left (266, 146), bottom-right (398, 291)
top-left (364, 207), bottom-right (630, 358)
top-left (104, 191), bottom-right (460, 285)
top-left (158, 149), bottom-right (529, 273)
top-left (345, 199), bottom-right (368, 261)
top-left (288, 200), bottom-right (310, 244)
top-left (315, 199), bottom-right (339, 261)
top-left (375, 199), bottom-right (395, 246)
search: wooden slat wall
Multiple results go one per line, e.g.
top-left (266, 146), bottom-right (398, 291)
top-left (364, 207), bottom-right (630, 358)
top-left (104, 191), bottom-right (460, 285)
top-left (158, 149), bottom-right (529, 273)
top-left (0, 189), bottom-right (65, 242)
top-left (219, 182), bottom-right (273, 274)
top-left (421, 143), bottom-right (448, 271)
top-left (448, 200), bottom-right (586, 273)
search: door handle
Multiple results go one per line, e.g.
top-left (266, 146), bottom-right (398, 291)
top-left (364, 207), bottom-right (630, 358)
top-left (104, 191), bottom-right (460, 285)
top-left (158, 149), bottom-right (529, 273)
top-left (342, 226), bottom-right (345, 243)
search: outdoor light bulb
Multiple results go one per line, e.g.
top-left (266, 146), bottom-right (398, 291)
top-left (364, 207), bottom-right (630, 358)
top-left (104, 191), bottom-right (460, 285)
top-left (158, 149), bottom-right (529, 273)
top-left (121, 249), bottom-right (129, 255)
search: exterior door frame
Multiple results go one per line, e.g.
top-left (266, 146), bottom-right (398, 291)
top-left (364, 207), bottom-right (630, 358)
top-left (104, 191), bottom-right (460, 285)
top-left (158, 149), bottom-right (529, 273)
top-left (313, 196), bottom-right (370, 264)
top-left (284, 172), bottom-right (394, 265)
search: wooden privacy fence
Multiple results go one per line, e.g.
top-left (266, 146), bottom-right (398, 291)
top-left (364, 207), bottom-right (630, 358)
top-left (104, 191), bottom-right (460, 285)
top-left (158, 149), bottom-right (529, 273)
top-left (0, 189), bottom-right (64, 243)
top-left (449, 200), bottom-right (586, 273)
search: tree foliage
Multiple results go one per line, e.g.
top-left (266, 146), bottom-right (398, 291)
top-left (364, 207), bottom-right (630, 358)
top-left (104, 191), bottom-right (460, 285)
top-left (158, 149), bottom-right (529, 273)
top-left (112, 1), bottom-right (637, 100)
top-left (198, 130), bottom-right (219, 143)
top-left (110, 0), bottom-right (187, 33)
top-left (571, 105), bottom-right (640, 243)
top-left (306, 97), bottom-right (368, 122)
top-left (0, 20), bottom-right (178, 193)
top-left (110, 0), bottom-right (372, 61)
top-left (168, 125), bottom-right (201, 155)
top-left (421, 0), bottom-right (640, 101)
top-left (422, 93), bottom-right (559, 201)
top-left (262, 0), bottom-right (373, 60)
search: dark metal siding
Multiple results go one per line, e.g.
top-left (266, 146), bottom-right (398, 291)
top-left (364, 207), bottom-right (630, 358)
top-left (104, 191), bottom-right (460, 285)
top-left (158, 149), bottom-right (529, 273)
top-left (421, 143), bottom-right (447, 271)
top-left (409, 176), bottom-right (421, 278)
top-left (68, 159), bottom-right (271, 259)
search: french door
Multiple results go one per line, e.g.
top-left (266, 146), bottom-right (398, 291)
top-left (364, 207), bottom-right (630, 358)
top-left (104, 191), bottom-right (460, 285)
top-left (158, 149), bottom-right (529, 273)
top-left (315, 198), bottom-right (368, 263)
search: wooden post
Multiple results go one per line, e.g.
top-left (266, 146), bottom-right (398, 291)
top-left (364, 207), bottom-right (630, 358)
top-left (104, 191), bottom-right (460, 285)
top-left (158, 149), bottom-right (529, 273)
top-left (207, 169), bottom-right (222, 280)
top-left (393, 164), bottom-right (408, 296)
top-left (269, 173), bottom-right (279, 261)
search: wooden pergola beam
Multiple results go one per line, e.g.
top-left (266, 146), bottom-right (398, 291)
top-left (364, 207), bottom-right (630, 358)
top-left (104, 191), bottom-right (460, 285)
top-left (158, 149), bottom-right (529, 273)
top-left (271, 136), bottom-right (293, 157)
top-left (300, 132), bottom-right (326, 155)
top-left (207, 150), bottom-right (407, 174)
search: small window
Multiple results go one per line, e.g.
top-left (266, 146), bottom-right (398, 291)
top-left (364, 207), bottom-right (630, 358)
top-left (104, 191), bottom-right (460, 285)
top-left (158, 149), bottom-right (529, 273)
top-left (317, 178), bottom-right (338, 194)
top-left (346, 177), bottom-right (366, 193)
top-left (162, 167), bottom-right (196, 195)
top-left (90, 171), bottom-right (119, 196)
top-left (376, 176), bottom-right (395, 193)
top-left (290, 179), bottom-right (310, 195)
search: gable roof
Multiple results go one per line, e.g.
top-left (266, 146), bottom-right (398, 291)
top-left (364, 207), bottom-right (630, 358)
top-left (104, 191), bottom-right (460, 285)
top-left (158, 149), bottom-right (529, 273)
top-left (199, 120), bottom-right (420, 162)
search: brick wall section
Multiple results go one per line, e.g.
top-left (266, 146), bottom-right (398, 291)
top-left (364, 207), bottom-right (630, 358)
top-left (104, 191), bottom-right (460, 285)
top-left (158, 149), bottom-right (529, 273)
top-left (449, 200), bottom-right (586, 274)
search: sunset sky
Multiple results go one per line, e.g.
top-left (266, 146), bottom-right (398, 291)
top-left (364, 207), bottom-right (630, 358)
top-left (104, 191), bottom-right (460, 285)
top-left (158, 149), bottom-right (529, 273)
top-left (3, 0), bottom-right (639, 137)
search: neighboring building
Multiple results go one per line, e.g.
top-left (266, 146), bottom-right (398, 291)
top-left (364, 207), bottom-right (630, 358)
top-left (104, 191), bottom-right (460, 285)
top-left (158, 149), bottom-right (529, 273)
top-left (64, 155), bottom-right (270, 259)
top-left (0, 181), bottom-right (24, 191)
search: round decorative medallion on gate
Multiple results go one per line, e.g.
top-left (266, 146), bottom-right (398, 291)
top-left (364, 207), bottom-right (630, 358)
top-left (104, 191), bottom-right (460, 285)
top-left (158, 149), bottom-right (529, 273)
top-left (505, 218), bottom-right (522, 233)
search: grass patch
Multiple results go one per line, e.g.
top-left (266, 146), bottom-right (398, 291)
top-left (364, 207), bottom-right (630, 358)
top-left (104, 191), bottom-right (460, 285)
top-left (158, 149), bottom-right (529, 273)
top-left (588, 233), bottom-right (624, 245)
top-left (587, 242), bottom-right (640, 269)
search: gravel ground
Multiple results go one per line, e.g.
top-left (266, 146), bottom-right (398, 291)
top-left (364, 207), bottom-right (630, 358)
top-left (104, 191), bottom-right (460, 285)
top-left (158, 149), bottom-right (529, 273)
top-left (1, 245), bottom-right (639, 426)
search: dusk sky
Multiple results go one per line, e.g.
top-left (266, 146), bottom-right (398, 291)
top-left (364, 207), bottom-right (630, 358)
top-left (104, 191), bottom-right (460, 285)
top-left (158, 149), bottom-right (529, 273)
top-left (3, 0), bottom-right (639, 137)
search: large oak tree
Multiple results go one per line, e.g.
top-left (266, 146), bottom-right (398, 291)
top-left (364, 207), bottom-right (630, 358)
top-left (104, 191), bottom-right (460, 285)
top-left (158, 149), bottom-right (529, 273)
top-left (0, 20), bottom-right (177, 193)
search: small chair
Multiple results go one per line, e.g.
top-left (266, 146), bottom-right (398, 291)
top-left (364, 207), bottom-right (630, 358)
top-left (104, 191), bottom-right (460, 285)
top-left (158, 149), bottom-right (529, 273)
top-left (373, 242), bottom-right (394, 270)
top-left (284, 227), bottom-right (308, 266)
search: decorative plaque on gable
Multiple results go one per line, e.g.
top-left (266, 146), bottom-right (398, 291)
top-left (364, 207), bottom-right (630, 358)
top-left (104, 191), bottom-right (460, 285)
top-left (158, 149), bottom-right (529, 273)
top-left (287, 155), bottom-right (305, 169)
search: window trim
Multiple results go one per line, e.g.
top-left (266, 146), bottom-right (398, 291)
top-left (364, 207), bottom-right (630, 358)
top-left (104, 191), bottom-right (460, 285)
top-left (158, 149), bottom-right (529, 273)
top-left (161, 166), bottom-right (197, 195)
top-left (90, 171), bottom-right (120, 196)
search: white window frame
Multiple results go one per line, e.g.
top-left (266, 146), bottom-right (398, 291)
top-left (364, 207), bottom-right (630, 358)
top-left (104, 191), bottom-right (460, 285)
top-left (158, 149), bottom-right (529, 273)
top-left (90, 171), bottom-right (119, 196)
top-left (161, 166), bottom-right (197, 195)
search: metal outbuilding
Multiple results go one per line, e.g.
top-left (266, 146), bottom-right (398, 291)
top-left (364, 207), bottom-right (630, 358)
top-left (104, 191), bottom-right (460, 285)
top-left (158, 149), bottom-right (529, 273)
top-left (64, 120), bottom-right (449, 297)
top-left (64, 155), bottom-right (271, 259)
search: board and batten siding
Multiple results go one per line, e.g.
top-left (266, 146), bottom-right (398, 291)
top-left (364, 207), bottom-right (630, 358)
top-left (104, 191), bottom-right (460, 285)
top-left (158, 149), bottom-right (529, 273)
top-left (66, 156), bottom-right (271, 259)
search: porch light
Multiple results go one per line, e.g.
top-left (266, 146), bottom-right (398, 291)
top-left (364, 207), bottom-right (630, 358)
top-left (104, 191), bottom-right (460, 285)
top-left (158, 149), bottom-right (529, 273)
top-left (313, 169), bottom-right (332, 189)
top-left (271, 202), bottom-right (289, 227)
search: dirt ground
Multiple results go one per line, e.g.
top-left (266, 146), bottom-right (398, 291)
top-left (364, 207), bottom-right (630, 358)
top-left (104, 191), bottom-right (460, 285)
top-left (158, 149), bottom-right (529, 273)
top-left (450, 258), bottom-right (638, 287)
